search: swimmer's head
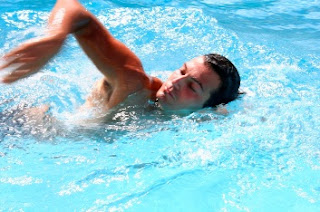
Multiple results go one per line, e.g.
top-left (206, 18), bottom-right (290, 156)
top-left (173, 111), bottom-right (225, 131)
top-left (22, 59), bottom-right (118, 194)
top-left (202, 53), bottom-right (240, 108)
top-left (156, 54), bottom-right (240, 111)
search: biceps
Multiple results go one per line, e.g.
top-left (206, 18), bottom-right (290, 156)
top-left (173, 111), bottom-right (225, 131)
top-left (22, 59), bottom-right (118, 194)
top-left (73, 14), bottom-right (143, 83)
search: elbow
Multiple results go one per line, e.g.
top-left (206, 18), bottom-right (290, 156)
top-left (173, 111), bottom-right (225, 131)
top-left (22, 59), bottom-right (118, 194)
top-left (71, 15), bottom-right (91, 32)
top-left (50, 0), bottom-right (92, 34)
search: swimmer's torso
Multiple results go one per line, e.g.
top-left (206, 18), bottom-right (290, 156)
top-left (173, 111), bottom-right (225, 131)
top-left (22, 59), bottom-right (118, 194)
top-left (81, 76), bottom-right (162, 114)
top-left (75, 77), bottom-right (160, 123)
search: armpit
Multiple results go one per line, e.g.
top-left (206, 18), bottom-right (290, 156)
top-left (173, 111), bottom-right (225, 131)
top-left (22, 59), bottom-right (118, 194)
top-left (84, 78), bottom-right (113, 108)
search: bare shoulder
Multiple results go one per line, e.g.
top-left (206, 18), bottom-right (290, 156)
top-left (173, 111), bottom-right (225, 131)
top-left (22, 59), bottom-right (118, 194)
top-left (82, 75), bottom-right (148, 110)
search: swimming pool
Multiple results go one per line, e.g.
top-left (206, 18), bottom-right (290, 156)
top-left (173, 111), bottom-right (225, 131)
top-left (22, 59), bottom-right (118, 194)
top-left (1, 0), bottom-right (320, 211)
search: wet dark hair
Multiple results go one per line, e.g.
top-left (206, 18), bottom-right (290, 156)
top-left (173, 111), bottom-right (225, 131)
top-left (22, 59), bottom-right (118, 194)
top-left (203, 53), bottom-right (240, 108)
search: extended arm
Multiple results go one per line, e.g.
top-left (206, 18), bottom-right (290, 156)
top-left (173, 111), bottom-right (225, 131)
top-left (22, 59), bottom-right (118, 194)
top-left (1, 0), bottom-right (151, 109)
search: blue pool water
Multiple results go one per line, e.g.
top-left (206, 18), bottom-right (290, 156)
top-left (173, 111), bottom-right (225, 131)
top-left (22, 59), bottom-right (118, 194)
top-left (1, 0), bottom-right (320, 211)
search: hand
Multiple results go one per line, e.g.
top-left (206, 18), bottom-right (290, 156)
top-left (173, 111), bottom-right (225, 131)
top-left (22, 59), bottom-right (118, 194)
top-left (0, 33), bottom-right (66, 83)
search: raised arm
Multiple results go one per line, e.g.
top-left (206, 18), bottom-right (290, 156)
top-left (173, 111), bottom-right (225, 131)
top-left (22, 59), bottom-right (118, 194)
top-left (50, 0), bottom-right (147, 82)
top-left (1, 0), bottom-right (153, 109)
top-left (50, 0), bottom-right (152, 108)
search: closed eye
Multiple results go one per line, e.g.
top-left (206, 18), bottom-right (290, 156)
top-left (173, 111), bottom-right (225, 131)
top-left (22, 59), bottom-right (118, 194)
top-left (191, 77), bottom-right (204, 93)
top-left (189, 83), bottom-right (198, 93)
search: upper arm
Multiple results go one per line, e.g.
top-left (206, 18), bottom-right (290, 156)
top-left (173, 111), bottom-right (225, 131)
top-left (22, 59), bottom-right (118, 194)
top-left (73, 13), bottom-right (148, 93)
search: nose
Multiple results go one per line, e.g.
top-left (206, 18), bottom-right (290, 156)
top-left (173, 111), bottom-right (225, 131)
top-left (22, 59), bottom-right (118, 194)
top-left (172, 73), bottom-right (190, 90)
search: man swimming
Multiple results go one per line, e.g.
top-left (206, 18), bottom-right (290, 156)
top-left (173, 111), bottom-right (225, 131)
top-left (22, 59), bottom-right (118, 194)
top-left (0, 0), bottom-right (240, 115)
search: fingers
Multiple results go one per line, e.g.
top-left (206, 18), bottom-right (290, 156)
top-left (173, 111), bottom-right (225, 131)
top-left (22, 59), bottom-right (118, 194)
top-left (0, 36), bottom-right (61, 83)
top-left (1, 69), bottom-right (35, 83)
top-left (0, 56), bottom-right (37, 70)
top-left (2, 69), bottom-right (30, 83)
top-left (0, 56), bottom-right (21, 70)
top-left (0, 45), bottom-right (28, 70)
top-left (1, 43), bottom-right (30, 60)
top-left (1, 49), bottom-right (37, 83)
top-left (3, 49), bottom-right (23, 60)
top-left (0, 42), bottom-right (39, 69)
top-left (1, 57), bottom-right (45, 83)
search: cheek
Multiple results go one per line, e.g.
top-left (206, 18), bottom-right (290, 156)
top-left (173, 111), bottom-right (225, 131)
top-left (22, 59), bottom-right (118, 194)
top-left (179, 90), bottom-right (199, 101)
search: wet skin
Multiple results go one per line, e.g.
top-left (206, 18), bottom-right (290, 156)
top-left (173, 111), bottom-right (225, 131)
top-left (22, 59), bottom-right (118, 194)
top-left (0, 0), bottom-right (223, 115)
top-left (156, 56), bottom-right (222, 111)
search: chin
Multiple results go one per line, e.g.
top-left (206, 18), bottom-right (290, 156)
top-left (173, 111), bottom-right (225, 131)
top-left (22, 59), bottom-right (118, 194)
top-left (158, 100), bottom-right (185, 111)
top-left (157, 97), bottom-right (174, 110)
top-left (158, 99), bottom-right (201, 112)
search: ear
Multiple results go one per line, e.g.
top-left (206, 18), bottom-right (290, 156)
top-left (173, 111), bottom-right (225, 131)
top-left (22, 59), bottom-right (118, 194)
top-left (214, 104), bottom-right (229, 115)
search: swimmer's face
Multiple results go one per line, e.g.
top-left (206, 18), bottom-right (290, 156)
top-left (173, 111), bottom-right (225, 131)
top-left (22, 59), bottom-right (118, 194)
top-left (156, 56), bottom-right (221, 111)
